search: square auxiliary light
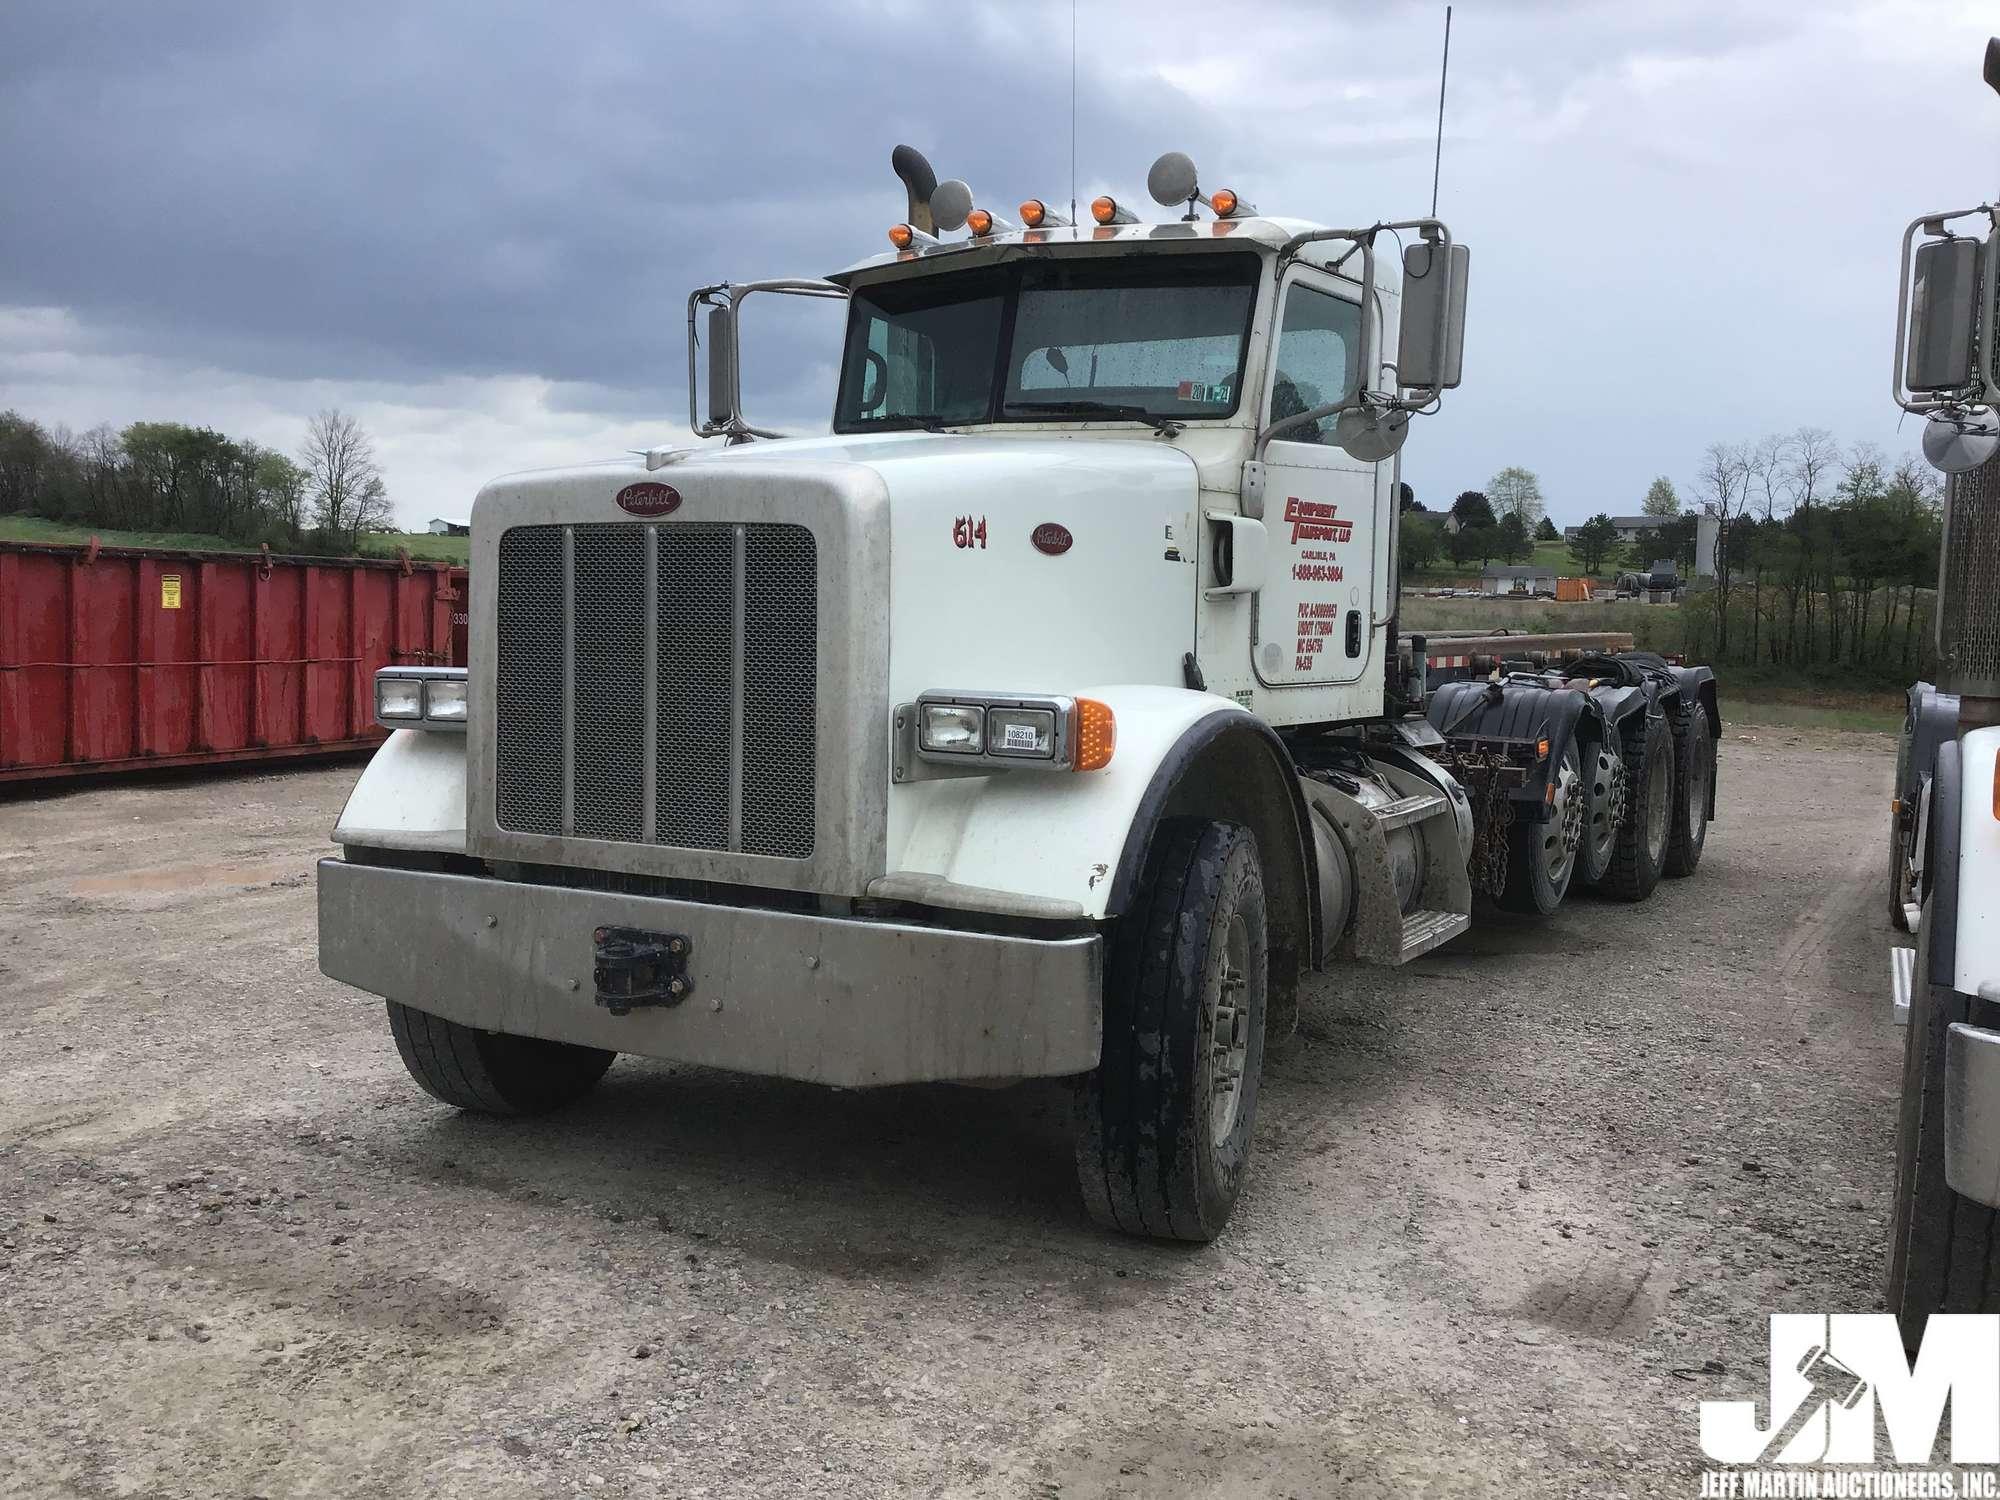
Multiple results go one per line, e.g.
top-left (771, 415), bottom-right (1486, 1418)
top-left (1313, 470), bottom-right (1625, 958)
top-left (985, 706), bottom-right (1056, 758)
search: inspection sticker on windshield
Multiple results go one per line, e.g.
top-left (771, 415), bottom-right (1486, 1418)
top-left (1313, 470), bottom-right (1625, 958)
top-left (1176, 379), bottom-right (1230, 403)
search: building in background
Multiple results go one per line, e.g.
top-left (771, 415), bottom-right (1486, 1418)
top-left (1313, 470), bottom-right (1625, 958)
top-left (1481, 564), bottom-right (1558, 596)
top-left (1560, 514), bottom-right (1656, 547)
top-left (428, 518), bottom-right (470, 536)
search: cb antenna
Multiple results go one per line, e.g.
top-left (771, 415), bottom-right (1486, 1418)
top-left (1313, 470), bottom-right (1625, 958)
top-left (1070, 0), bottom-right (1079, 224)
top-left (1430, 5), bottom-right (1452, 217)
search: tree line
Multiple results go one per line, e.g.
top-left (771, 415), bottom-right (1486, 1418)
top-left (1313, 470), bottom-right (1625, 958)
top-left (1399, 466), bottom-right (1561, 573)
top-left (1403, 433), bottom-right (1943, 684)
top-left (1680, 431), bottom-right (1941, 680)
top-left (0, 408), bottom-right (394, 554)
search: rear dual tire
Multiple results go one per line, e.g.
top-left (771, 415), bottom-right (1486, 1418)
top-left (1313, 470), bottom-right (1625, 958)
top-left (1499, 740), bottom-right (1583, 916)
top-left (1075, 819), bottom-right (1268, 1242)
top-left (1665, 700), bottom-right (1713, 878)
top-left (1600, 713), bottom-right (1672, 902)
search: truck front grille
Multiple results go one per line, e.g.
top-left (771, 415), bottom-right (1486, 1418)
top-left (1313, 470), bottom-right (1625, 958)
top-left (494, 522), bottom-right (817, 858)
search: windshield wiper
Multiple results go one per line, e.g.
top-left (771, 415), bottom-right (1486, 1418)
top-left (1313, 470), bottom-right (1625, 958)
top-left (1001, 399), bottom-right (1183, 435)
top-left (848, 414), bottom-right (949, 433)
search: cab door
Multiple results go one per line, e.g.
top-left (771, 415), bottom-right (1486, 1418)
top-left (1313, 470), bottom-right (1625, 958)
top-left (1252, 270), bottom-right (1383, 688)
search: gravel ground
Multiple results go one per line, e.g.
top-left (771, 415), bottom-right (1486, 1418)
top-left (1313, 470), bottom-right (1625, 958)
top-left (0, 721), bottom-right (1899, 1498)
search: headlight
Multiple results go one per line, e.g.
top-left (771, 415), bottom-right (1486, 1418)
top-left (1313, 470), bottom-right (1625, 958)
top-left (900, 693), bottom-right (1113, 778)
top-left (377, 678), bottom-right (423, 720)
top-left (424, 678), bottom-right (468, 722)
top-left (919, 703), bottom-right (984, 754)
top-left (375, 668), bottom-right (469, 732)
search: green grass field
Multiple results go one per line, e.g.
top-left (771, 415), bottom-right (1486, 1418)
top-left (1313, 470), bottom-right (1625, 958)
top-left (0, 515), bottom-right (468, 564)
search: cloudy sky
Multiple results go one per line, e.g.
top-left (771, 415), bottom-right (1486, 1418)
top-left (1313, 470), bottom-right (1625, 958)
top-left (3, 0), bottom-right (1996, 526)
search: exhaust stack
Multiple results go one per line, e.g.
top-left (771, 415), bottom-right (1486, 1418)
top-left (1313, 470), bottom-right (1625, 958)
top-left (891, 145), bottom-right (938, 236)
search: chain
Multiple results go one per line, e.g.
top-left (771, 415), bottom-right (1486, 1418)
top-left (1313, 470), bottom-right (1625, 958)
top-left (1474, 775), bottom-right (1514, 897)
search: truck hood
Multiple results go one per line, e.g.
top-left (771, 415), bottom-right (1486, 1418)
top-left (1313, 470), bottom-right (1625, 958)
top-left (699, 431), bottom-right (1204, 703)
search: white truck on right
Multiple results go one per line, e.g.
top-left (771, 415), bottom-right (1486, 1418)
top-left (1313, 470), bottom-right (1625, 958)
top-left (1883, 35), bottom-right (2000, 1349)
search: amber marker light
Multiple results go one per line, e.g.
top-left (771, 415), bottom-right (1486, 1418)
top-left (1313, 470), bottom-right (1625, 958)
top-left (1073, 699), bottom-right (1117, 772)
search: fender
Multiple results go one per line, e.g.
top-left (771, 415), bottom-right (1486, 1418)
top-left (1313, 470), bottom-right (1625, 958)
top-left (1957, 727), bottom-right (2000, 998)
top-left (1426, 680), bottom-right (1600, 819)
top-left (1669, 663), bottom-right (1721, 741)
top-left (332, 730), bottom-right (467, 854)
top-left (882, 687), bottom-right (1313, 951)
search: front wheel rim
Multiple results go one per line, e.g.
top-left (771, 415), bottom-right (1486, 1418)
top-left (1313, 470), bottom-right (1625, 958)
top-left (1209, 913), bottom-right (1251, 1143)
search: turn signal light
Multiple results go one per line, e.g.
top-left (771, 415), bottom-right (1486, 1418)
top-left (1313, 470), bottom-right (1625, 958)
top-left (1074, 698), bottom-right (1116, 772)
top-left (1993, 759), bottom-right (1999, 822)
top-left (888, 223), bottom-right (915, 249)
top-left (967, 208), bottom-right (994, 236)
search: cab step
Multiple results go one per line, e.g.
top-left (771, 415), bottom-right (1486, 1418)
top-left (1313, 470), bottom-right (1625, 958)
top-left (1401, 908), bottom-right (1470, 962)
top-left (1891, 944), bottom-right (1915, 1027)
top-left (1369, 792), bottom-right (1452, 830)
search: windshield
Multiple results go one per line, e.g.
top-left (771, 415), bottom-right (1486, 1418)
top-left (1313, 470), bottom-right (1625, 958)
top-left (834, 251), bottom-right (1263, 432)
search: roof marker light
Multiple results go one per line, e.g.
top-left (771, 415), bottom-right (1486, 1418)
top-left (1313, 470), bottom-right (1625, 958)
top-left (1090, 196), bottom-right (1137, 226)
top-left (1019, 199), bottom-right (1071, 228)
top-left (966, 207), bottom-right (1017, 237)
top-left (1210, 187), bottom-right (1255, 218)
top-left (888, 223), bottom-right (939, 250)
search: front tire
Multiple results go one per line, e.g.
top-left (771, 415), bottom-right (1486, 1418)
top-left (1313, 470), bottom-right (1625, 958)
top-left (1602, 713), bottom-right (1672, 902)
top-left (387, 1002), bottom-right (616, 1115)
top-left (1075, 819), bottom-right (1268, 1242)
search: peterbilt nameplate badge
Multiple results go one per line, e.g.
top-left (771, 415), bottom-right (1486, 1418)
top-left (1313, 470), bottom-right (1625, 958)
top-left (615, 482), bottom-right (682, 517)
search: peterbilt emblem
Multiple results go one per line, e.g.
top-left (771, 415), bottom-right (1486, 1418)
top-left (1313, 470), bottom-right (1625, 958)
top-left (1031, 522), bottom-right (1073, 556)
top-left (615, 481), bottom-right (682, 517)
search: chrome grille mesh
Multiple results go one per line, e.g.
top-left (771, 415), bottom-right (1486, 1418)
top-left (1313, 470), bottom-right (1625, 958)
top-left (742, 530), bottom-right (819, 857)
top-left (656, 528), bottom-right (735, 850)
top-left (494, 528), bottom-right (563, 834)
top-left (571, 530), bottom-right (647, 842)
top-left (494, 522), bottom-right (817, 858)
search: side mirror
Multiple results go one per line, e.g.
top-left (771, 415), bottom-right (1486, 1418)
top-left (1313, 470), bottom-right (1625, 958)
top-left (705, 303), bottom-right (738, 432)
top-left (1905, 237), bottom-right (1982, 393)
top-left (1398, 240), bottom-right (1469, 393)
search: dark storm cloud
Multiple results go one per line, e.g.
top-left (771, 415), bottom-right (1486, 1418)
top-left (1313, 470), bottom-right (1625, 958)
top-left (0, 1), bottom-right (1212, 407)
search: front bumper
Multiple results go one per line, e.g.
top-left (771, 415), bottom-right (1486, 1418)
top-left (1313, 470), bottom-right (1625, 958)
top-left (317, 858), bottom-right (1103, 1087)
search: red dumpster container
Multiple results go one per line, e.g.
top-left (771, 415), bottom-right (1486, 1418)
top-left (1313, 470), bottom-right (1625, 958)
top-left (0, 540), bottom-right (467, 784)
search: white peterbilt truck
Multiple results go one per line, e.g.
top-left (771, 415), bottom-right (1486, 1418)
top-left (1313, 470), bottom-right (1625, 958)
top-left (318, 148), bottom-right (1715, 1241)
